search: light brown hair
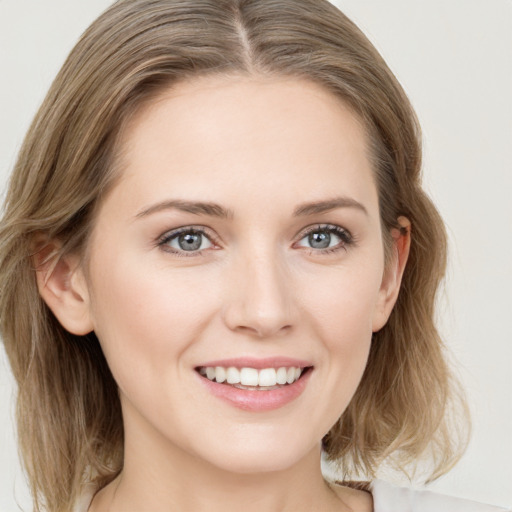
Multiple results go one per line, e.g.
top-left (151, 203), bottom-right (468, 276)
top-left (0, 0), bottom-right (468, 510)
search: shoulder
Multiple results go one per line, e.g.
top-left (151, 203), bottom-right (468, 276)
top-left (370, 480), bottom-right (511, 512)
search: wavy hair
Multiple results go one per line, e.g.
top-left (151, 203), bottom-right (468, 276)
top-left (0, 0), bottom-right (468, 510)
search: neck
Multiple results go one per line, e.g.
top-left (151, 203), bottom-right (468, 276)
top-left (119, 447), bottom-right (330, 512)
top-left (89, 404), bottom-right (351, 512)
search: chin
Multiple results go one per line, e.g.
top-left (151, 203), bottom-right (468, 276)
top-left (193, 431), bottom-right (319, 475)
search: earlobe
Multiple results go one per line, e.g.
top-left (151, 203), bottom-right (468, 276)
top-left (32, 237), bottom-right (94, 336)
top-left (372, 216), bottom-right (411, 332)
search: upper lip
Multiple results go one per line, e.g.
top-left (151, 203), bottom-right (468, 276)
top-left (196, 356), bottom-right (313, 370)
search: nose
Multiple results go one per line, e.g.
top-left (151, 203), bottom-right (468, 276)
top-left (222, 249), bottom-right (296, 339)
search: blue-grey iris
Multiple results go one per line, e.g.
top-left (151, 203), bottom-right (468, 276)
top-left (178, 232), bottom-right (202, 251)
top-left (309, 231), bottom-right (330, 249)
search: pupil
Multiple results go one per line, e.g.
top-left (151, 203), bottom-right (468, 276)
top-left (309, 231), bottom-right (330, 249)
top-left (178, 232), bottom-right (202, 251)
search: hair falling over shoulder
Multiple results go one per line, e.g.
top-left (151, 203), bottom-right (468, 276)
top-left (0, 0), bottom-right (469, 510)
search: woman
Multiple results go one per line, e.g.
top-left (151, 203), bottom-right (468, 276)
top-left (0, 0), bottom-right (509, 511)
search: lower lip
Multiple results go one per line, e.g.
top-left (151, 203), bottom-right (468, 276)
top-left (197, 369), bottom-right (312, 412)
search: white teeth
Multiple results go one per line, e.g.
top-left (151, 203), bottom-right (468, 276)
top-left (201, 366), bottom-right (306, 387)
top-left (258, 368), bottom-right (277, 387)
top-left (215, 366), bottom-right (226, 383)
top-left (240, 368), bottom-right (259, 386)
top-left (226, 367), bottom-right (241, 384)
top-left (276, 367), bottom-right (288, 385)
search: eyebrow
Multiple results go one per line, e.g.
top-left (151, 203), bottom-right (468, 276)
top-left (135, 196), bottom-right (367, 220)
top-left (293, 196), bottom-right (368, 217)
top-left (135, 199), bottom-right (233, 219)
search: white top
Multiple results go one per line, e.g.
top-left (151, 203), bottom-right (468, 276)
top-left (370, 480), bottom-right (511, 512)
top-left (75, 480), bottom-right (511, 511)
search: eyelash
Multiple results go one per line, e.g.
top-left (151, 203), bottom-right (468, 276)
top-left (157, 224), bottom-right (354, 257)
top-left (157, 226), bottom-right (220, 258)
top-left (294, 224), bottom-right (355, 255)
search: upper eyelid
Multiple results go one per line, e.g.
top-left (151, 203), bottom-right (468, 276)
top-left (295, 223), bottom-right (351, 239)
top-left (158, 225), bottom-right (218, 243)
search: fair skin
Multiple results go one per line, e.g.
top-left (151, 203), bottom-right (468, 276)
top-left (37, 76), bottom-right (410, 511)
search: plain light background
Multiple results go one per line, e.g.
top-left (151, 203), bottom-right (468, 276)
top-left (0, 0), bottom-right (511, 510)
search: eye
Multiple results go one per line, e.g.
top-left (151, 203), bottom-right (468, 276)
top-left (295, 225), bottom-right (353, 252)
top-left (159, 228), bottom-right (213, 254)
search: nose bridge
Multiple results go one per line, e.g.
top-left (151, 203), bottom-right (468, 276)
top-left (223, 241), bottom-right (295, 337)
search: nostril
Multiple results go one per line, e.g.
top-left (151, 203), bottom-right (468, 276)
top-left (232, 322), bottom-right (293, 339)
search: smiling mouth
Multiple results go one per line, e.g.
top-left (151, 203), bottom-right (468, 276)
top-left (196, 366), bottom-right (313, 390)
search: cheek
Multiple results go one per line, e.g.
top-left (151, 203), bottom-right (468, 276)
top-left (298, 261), bottom-right (383, 392)
top-left (302, 259), bottom-right (382, 338)
top-left (86, 248), bottom-right (220, 394)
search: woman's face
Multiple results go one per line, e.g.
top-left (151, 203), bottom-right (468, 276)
top-left (77, 76), bottom-right (400, 473)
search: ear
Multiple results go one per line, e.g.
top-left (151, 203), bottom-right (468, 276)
top-left (372, 216), bottom-right (411, 332)
top-left (32, 236), bottom-right (94, 336)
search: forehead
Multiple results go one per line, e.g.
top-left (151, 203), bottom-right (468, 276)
top-left (107, 75), bottom-right (378, 219)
